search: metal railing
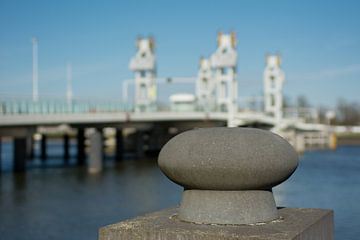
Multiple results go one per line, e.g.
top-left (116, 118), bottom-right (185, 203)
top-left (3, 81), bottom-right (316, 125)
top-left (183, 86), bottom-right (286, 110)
top-left (0, 97), bottom-right (133, 115)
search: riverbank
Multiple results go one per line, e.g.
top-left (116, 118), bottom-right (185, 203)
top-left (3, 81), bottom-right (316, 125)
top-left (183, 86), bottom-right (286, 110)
top-left (337, 133), bottom-right (360, 145)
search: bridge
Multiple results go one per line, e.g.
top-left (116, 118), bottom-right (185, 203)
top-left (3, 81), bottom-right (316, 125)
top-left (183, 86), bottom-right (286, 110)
top-left (0, 32), bottom-right (333, 173)
top-left (0, 93), bottom-right (331, 172)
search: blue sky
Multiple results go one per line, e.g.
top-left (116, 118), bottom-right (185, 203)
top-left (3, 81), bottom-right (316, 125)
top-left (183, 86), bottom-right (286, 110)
top-left (0, 0), bottom-right (359, 107)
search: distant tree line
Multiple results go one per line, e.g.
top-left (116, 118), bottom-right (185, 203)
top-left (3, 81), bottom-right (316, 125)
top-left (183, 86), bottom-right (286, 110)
top-left (283, 95), bottom-right (360, 125)
top-left (334, 99), bottom-right (360, 125)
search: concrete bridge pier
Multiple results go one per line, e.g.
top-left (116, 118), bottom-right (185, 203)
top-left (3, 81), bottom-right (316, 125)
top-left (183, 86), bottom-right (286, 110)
top-left (135, 130), bottom-right (145, 159)
top-left (26, 134), bottom-right (34, 160)
top-left (14, 137), bottom-right (27, 172)
top-left (63, 134), bottom-right (70, 164)
top-left (115, 128), bottom-right (123, 162)
top-left (40, 134), bottom-right (47, 162)
top-left (77, 128), bottom-right (86, 166)
top-left (0, 137), bottom-right (2, 172)
top-left (88, 128), bottom-right (103, 174)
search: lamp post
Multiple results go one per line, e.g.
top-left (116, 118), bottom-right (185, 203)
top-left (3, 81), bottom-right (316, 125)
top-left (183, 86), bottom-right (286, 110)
top-left (32, 37), bottom-right (39, 102)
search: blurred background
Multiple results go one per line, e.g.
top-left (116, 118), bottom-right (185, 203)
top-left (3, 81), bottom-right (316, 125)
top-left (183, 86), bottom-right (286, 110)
top-left (0, 1), bottom-right (359, 239)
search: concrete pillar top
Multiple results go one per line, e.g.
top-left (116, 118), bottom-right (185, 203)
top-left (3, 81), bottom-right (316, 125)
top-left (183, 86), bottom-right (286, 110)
top-left (158, 127), bottom-right (299, 225)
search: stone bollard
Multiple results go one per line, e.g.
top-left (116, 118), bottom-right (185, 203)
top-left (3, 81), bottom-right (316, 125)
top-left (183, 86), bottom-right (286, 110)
top-left (159, 127), bottom-right (298, 225)
top-left (99, 127), bottom-right (333, 240)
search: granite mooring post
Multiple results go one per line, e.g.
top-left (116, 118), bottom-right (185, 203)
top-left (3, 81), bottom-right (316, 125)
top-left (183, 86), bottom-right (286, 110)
top-left (159, 128), bottom-right (298, 224)
top-left (99, 127), bottom-right (333, 240)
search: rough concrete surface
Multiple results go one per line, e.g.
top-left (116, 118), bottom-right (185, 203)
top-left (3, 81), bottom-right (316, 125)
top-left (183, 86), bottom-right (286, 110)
top-left (99, 207), bottom-right (333, 240)
top-left (179, 190), bottom-right (278, 225)
top-left (158, 127), bottom-right (298, 190)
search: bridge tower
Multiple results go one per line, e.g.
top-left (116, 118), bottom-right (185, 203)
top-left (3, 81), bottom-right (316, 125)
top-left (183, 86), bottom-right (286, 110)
top-left (129, 37), bottom-right (157, 112)
top-left (210, 32), bottom-right (238, 126)
top-left (264, 54), bottom-right (285, 123)
top-left (196, 57), bottom-right (215, 111)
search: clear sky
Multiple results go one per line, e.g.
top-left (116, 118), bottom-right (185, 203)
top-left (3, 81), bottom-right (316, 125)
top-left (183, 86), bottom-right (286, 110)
top-left (0, 0), bottom-right (359, 107)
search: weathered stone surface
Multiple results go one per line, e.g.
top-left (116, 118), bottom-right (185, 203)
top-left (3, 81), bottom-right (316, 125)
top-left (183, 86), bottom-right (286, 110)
top-left (157, 127), bottom-right (299, 224)
top-left (158, 127), bottom-right (298, 190)
top-left (179, 190), bottom-right (278, 224)
top-left (99, 208), bottom-right (334, 240)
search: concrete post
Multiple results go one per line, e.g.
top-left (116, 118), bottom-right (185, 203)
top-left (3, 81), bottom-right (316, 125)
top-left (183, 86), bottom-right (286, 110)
top-left (115, 128), bottom-right (123, 162)
top-left (88, 129), bottom-right (102, 173)
top-left (14, 137), bottom-right (27, 172)
top-left (77, 128), bottom-right (85, 166)
top-left (99, 127), bottom-right (334, 239)
top-left (40, 134), bottom-right (47, 161)
top-left (63, 134), bottom-right (70, 164)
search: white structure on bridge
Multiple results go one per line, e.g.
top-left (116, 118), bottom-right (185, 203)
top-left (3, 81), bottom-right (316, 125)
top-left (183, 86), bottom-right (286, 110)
top-left (195, 32), bottom-right (239, 126)
top-left (210, 32), bottom-right (238, 117)
top-left (0, 32), bottom-right (335, 153)
top-left (129, 37), bottom-right (157, 112)
top-left (196, 58), bottom-right (214, 112)
top-left (264, 54), bottom-right (285, 125)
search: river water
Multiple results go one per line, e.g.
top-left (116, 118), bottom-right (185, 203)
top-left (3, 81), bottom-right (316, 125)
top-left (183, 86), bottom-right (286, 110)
top-left (0, 141), bottom-right (359, 240)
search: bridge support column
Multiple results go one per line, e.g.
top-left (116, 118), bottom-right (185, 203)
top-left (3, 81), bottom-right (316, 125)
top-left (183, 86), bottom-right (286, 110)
top-left (64, 134), bottom-right (70, 164)
top-left (14, 137), bottom-right (27, 172)
top-left (295, 134), bottom-right (305, 153)
top-left (115, 128), bottom-right (123, 161)
top-left (88, 129), bottom-right (103, 173)
top-left (0, 137), bottom-right (2, 172)
top-left (40, 134), bottom-right (47, 162)
top-left (136, 130), bottom-right (144, 159)
top-left (77, 128), bottom-right (86, 166)
top-left (26, 134), bottom-right (34, 160)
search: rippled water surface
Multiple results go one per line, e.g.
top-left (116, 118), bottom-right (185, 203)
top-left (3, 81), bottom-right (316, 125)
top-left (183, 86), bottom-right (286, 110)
top-left (0, 142), bottom-right (359, 240)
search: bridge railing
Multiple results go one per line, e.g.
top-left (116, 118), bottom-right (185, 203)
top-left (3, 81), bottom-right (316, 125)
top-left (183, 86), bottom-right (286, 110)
top-left (0, 97), bottom-right (133, 115)
top-left (283, 107), bottom-right (319, 123)
top-left (0, 96), bottom-right (225, 115)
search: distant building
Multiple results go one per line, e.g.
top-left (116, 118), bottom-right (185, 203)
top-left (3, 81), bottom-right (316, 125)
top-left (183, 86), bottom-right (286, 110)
top-left (170, 93), bottom-right (196, 112)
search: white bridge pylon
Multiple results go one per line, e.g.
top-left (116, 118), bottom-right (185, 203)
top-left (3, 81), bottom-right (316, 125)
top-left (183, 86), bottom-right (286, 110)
top-left (124, 33), bottom-right (317, 130)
